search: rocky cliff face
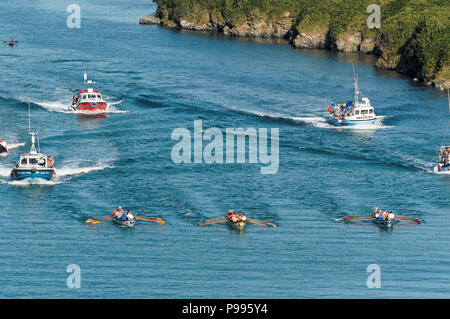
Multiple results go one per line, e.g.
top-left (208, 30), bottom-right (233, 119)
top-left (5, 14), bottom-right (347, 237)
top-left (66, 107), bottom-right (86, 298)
top-left (140, 8), bottom-right (293, 39)
top-left (140, 0), bottom-right (449, 89)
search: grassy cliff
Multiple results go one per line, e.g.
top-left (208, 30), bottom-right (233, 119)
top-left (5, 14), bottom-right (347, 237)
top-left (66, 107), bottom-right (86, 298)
top-left (150, 0), bottom-right (449, 87)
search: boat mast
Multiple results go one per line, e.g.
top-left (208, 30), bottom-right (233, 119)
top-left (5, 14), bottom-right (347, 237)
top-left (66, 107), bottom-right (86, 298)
top-left (353, 64), bottom-right (359, 104)
top-left (28, 103), bottom-right (38, 154)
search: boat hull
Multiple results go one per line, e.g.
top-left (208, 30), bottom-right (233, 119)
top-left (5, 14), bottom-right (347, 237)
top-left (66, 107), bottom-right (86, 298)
top-left (227, 220), bottom-right (246, 230)
top-left (113, 218), bottom-right (136, 228)
top-left (373, 219), bottom-right (395, 228)
top-left (330, 116), bottom-right (376, 126)
top-left (72, 102), bottom-right (107, 112)
top-left (0, 144), bottom-right (8, 154)
top-left (10, 168), bottom-right (55, 181)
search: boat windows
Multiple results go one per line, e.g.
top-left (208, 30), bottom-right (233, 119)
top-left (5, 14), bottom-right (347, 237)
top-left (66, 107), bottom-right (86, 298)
top-left (21, 158), bottom-right (27, 165)
top-left (369, 109), bottom-right (373, 114)
top-left (97, 94), bottom-right (101, 99)
top-left (361, 110), bottom-right (368, 115)
top-left (82, 95), bottom-right (87, 99)
top-left (355, 110), bottom-right (359, 115)
top-left (29, 158), bottom-right (38, 165)
top-left (88, 94), bottom-right (96, 99)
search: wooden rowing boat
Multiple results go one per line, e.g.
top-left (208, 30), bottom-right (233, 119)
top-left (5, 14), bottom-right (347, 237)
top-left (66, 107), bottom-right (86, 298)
top-left (113, 218), bottom-right (136, 228)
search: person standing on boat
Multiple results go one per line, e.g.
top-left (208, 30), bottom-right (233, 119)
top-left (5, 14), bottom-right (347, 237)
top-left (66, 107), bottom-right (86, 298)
top-left (48, 156), bottom-right (54, 168)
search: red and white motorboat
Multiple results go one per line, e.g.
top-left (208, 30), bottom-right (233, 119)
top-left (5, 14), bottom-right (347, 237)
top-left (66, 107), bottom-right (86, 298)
top-left (70, 71), bottom-right (107, 112)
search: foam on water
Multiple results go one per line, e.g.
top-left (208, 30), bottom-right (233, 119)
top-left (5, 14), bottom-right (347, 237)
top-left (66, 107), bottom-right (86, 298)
top-left (8, 142), bottom-right (26, 150)
top-left (56, 163), bottom-right (114, 178)
top-left (0, 163), bottom-right (113, 185)
top-left (434, 170), bottom-right (450, 175)
top-left (33, 100), bottom-right (127, 114)
top-left (221, 102), bottom-right (393, 130)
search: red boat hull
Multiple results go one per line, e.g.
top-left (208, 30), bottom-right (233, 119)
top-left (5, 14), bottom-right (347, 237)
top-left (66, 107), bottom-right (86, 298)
top-left (75, 102), bottom-right (107, 112)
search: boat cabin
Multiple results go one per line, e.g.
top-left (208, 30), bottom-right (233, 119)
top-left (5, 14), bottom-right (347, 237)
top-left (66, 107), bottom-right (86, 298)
top-left (16, 153), bottom-right (51, 169)
top-left (77, 88), bottom-right (103, 104)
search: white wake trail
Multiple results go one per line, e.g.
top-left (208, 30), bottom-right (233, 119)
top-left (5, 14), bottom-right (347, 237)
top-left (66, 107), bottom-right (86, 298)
top-left (33, 100), bottom-right (128, 114)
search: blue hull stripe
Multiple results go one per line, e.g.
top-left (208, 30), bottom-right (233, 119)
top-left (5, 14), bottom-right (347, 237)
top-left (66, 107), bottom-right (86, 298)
top-left (10, 169), bottom-right (54, 181)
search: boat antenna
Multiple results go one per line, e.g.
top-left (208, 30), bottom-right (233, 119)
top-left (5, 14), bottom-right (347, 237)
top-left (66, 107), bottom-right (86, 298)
top-left (28, 103), bottom-right (31, 134)
top-left (441, 88), bottom-right (450, 147)
top-left (448, 87), bottom-right (450, 113)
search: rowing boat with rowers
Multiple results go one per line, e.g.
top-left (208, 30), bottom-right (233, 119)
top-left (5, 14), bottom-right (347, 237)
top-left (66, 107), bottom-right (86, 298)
top-left (339, 209), bottom-right (422, 227)
top-left (197, 210), bottom-right (277, 228)
top-left (86, 210), bottom-right (165, 227)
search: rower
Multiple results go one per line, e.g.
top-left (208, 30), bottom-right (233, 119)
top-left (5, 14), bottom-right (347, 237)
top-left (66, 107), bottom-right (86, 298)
top-left (116, 207), bottom-right (124, 219)
top-left (388, 211), bottom-right (395, 221)
top-left (126, 209), bottom-right (134, 221)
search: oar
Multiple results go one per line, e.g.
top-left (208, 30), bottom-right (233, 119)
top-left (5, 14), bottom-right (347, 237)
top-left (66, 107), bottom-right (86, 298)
top-left (396, 216), bottom-right (420, 220)
top-left (202, 217), bottom-right (226, 223)
top-left (86, 215), bottom-right (115, 223)
top-left (90, 217), bottom-right (115, 224)
top-left (344, 217), bottom-right (374, 222)
top-left (198, 219), bottom-right (227, 226)
top-left (134, 216), bottom-right (165, 224)
top-left (397, 218), bottom-right (422, 224)
top-left (341, 214), bottom-right (372, 219)
top-left (247, 218), bottom-right (277, 227)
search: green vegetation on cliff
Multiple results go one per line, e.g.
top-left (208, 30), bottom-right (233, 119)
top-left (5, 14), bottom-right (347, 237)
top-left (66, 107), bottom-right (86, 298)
top-left (152, 0), bottom-right (449, 86)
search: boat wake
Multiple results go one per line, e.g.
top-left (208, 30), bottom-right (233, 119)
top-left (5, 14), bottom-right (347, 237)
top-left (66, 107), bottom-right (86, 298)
top-left (7, 142), bottom-right (26, 150)
top-left (290, 114), bottom-right (393, 130)
top-left (56, 163), bottom-right (113, 178)
top-left (33, 100), bottom-right (128, 114)
top-left (222, 103), bottom-right (393, 130)
top-left (0, 163), bottom-right (113, 185)
top-left (434, 170), bottom-right (450, 175)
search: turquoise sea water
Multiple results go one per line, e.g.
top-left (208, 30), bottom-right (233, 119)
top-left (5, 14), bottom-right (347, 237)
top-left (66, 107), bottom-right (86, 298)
top-left (0, 0), bottom-right (449, 298)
